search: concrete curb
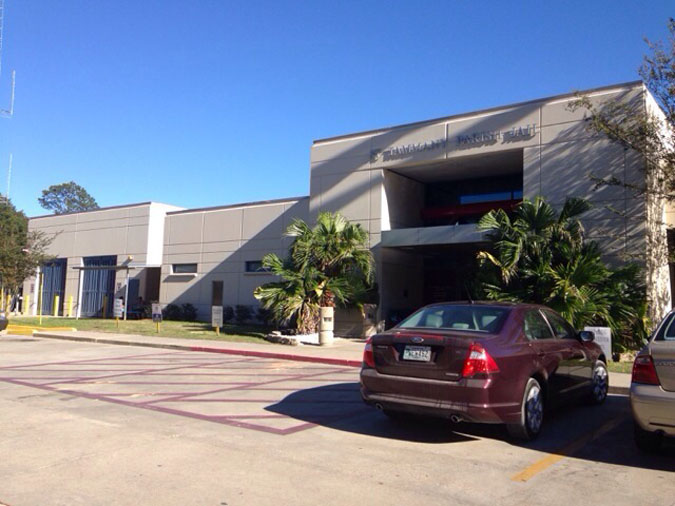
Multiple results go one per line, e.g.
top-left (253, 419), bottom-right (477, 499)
top-left (33, 332), bottom-right (363, 368)
top-left (608, 385), bottom-right (630, 396)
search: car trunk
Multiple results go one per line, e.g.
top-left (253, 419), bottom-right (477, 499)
top-left (651, 341), bottom-right (675, 392)
top-left (371, 329), bottom-right (479, 382)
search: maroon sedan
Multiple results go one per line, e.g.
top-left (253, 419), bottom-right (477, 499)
top-left (360, 302), bottom-right (608, 440)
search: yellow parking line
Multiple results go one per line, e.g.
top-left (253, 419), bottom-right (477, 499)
top-left (511, 414), bottom-right (625, 482)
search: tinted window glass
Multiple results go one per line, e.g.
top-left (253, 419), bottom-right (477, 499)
top-left (655, 313), bottom-right (675, 341)
top-left (172, 263), bottom-right (197, 274)
top-left (245, 261), bottom-right (270, 273)
top-left (523, 311), bottom-right (553, 340)
top-left (543, 310), bottom-right (575, 339)
top-left (397, 305), bottom-right (509, 333)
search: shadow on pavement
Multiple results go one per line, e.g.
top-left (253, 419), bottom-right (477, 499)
top-left (266, 382), bottom-right (476, 443)
top-left (268, 384), bottom-right (675, 471)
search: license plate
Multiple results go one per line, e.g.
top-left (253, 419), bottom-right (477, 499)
top-left (402, 345), bottom-right (431, 362)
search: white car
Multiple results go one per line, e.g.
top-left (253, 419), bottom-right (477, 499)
top-left (630, 310), bottom-right (675, 451)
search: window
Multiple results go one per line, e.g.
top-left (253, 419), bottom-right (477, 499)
top-left (542, 310), bottom-right (575, 339)
top-left (655, 313), bottom-right (675, 341)
top-left (397, 304), bottom-right (510, 333)
top-left (245, 261), bottom-right (269, 273)
top-left (212, 281), bottom-right (223, 306)
top-left (523, 311), bottom-right (553, 340)
top-left (172, 263), bottom-right (197, 274)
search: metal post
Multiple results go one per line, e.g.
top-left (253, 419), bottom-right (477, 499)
top-left (123, 267), bottom-right (129, 321)
top-left (38, 271), bottom-right (44, 325)
top-left (76, 266), bottom-right (84, 319)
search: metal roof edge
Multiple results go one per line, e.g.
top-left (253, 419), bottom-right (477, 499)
top-left (28, 201), bottom-right (173, 220)
top-left (166, 196), bottom-right (310, 216)
top-left (312, 80), bottom-right (644, 145)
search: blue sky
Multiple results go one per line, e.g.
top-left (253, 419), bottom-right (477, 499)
top-left (0, 0), bottom-right (672, 217)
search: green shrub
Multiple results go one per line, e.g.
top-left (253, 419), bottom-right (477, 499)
top-left (163, 303), bottom-right (182, 320)
top-left (181, 303), bottom-right (198, 322)
top-left (235, 305), bottom-right (252, 324)
top-left (256, 306), bottom-right (273, 325)
top-left (222, 305), bottom-right (234, 323)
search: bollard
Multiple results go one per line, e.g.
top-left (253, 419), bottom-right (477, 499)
top-left (24, 294), bottom-right (30, 315)
top-left (102, 295), bottom-right (107, 318)
top-left (319, 306), bottom-right (334, 346)
top-left (53, 295), bottom-right (60, 316)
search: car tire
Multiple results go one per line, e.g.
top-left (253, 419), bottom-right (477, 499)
top-left (586, 361), bottom-right (609, 405)
top-left (507, 377), bottom-right (544, 441)
top-left (634, 422), bottom-right (662, 452)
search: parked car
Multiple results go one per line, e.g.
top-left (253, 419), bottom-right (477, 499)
top-left (630, 309), bottom-right (675, 452)
top-left (360, 302), bottom-right (608, 440)
top-left (0, 312), bottom-right (7, 331)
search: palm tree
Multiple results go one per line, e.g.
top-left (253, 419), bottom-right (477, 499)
top-left (476, 197), bottom-right (645, 337)
top-left (254, 212), bottom-right (374, 334)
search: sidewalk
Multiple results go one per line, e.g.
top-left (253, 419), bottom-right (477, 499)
top-left (30, 329), bottom-right (631, 394)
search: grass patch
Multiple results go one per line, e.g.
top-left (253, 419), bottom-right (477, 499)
top-left (10, 316), bottom-right (272, 344)
top-left (607, 361), bottom-right (633, 374)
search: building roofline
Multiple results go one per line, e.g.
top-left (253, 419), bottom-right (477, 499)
top-left (29, 201), bottom-right (183, 220)
top-left (166, 196), bottom-right (309, 216)
top-left (312, 80), bottom-right (644, 145)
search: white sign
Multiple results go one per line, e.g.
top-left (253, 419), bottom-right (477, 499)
top-left (152, 303), bottom-right (162, 322)
top-left (584, 326), bottom-right (612, 360)
top-left (113, 298), bottom-right (124, 318)
top-left (212, 306), bottom-right (223, 328)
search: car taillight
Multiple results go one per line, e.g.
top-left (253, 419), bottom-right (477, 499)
top-left (632, 355), bottom-right (660, 385)
top-left (363, 337), bottom-right (375, 368)
top-left (462, 343), bottom-right (499, 378)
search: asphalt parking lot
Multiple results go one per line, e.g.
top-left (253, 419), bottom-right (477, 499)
top-left (0, 336), bottom-right (673, 506)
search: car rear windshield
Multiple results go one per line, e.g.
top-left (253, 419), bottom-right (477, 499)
top-left (655, 313), bottom-right (675, 341)
top-left (397, 305), bottom-right (510, 333)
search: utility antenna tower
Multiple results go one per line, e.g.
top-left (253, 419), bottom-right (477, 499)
top-left (0, 0), bottom-right (15, 118)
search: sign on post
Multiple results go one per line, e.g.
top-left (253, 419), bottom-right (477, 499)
top-left (212, 306), bottom-right (223, 335)
top-left (152, 303), bottom-right (162, 333)
top-left (152, 303), bottom-right (162, 322)
top-left (584, 326), bottom-right (612, 361)
top-left (113, 298), bottom-right (124, 319)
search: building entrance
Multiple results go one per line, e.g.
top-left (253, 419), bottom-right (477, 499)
top-left (81, 256), bottom-right (117, 317)
top-left (380, 243), bottom-right (486, 328)
top-left (40, 258), bottom-right (67, 316)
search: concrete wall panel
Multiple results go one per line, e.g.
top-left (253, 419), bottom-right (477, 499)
top-left (167, 213), bottom-right (203, 244)
top-left (203, 210), bottom-right (243, 242)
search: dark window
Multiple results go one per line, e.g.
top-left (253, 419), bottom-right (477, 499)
top-left (542, 310), bottom-right (576, 339)
top-left (655, 313), bottom-right (675, 341)
top-left (172, 263), bottom-right (197, 274)
top-left (212, 281), bottom-right (223, 306)
top-left (245, 261), bottom-right (269, 273)
top-left (397, 304), bottom-right (510, 333)
top-left (523, 310), bottom-right (553, 340)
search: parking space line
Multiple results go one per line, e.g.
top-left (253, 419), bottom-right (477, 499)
top-left (511, 414), bottom-right (626, 482)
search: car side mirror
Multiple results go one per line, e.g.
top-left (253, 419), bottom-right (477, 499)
top-left (578, 330), bottom-right (595, 342)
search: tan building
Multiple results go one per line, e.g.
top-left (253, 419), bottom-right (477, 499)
top-left (24, 202), bottom-right (182, 317)
top-left (24, 81), bottom-right (674, 331)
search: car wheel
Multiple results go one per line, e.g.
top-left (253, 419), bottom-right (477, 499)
top-left (586, 361), bottom-right (609, 405)
top-left (507, 377), bottom-right (544, 441)
top-left (634, 422), bottom-right (662, 452)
